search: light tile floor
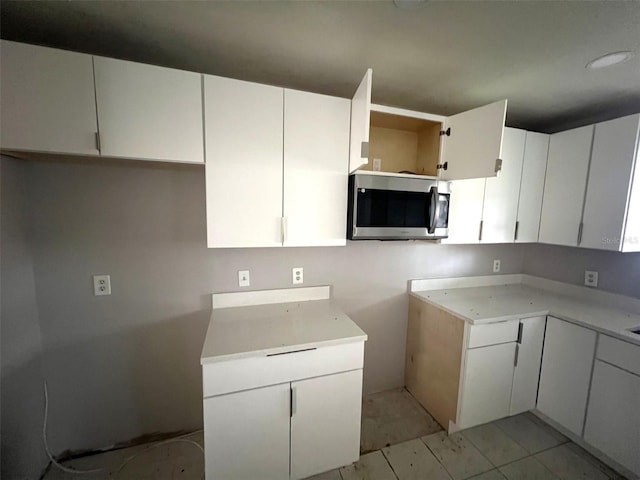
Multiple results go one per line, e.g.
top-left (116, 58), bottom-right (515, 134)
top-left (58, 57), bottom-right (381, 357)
top-left (43, 389), bottom-right (628, 480)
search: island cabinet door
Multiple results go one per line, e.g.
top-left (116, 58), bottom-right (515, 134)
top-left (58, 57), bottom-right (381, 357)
top-left (290, 370), bottom-right (363, 480)
top-left (536, 316), bottom-right (597, 436)
top-left (459, 342), bottom-right (517, 429)
top-left (203, 383), bottom-right (290, 480)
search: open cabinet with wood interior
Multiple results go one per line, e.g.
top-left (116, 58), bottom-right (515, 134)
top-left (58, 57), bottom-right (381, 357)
top-left (349, 68), bottom-right (508, 181)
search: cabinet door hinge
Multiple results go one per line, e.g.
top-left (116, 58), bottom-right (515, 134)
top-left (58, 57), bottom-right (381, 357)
top-left (439, 128), bottom-right (451, 137)
top-left (494, 158), bottom-right (502, 173)
top-left (436, 161), bottom-right (448, 171)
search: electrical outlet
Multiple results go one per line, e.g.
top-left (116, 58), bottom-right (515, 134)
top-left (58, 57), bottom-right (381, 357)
top-left (93, 275), bottom-right (111, 296)
top-left (493, 259), bottom-right (501, 273)
top-left (584, 270), bottom-right (598, 288)
top-left (238, 270), bottom-right (250, 287)
top-left (292, 267), bottom-right (304, 285)
top-left (373, 158), bottom-right (382, 171)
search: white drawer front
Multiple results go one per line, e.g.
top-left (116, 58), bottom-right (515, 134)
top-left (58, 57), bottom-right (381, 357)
top-left (468, 320), bottom-right (519, 348)
top-left (597, 335), bottom-right (640, 376)
top-left (203, 341), bottom-right (365, 397)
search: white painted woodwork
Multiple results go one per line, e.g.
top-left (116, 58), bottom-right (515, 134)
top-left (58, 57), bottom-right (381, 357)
top-left (537, 316), bottom-right (597, 436)
top-left (283, 89), bottom-right (350, 246)
top-left (467, 320), bottom-right (519, 348)
top-left (538, 125), bottom-right (594, 246)
top-left (510, 316), bottom-right (546, 415)
top-left (203, 383), bottom-right (290, 480)
top-left (349, 69), bottom-right (372, 173)
top-left (515, 132), bottom-right (550, 243)
top-left (596, 334), bottom-right (640, 376)
top-left (442, 178), bottom-right (486, 244)
top-left (459, 342), bottom-right (516, 428)
top-left (0, 41), bottom-right (98, 155)
top-left (581, 114), bottom-right (640, 251)
top-left (202, 342), bottom-right (365, 397)
top-left (93, 56), bottom-right (203, 163)
top-left (204, 75), bottom-right (284, 248)
top-left (584, 360), bottom-right (640, 476)
top-left (481, 127), bottom-right (526, 243)
top-left (290, 370), bottom-right (363, 479)
top-left (440, 100), bottom-right (507, 181)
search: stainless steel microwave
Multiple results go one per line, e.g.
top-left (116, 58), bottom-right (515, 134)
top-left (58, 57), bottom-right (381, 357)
top-left (347, 173), bottom-right (450, 240)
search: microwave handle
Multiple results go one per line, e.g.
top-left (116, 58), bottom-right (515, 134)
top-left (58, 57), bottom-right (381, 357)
top-left (428, 185), bottom-right (439, 234)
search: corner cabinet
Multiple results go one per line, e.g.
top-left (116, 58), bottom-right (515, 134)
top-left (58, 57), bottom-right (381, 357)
top-left (349, 69), bottom-right (507, 180)
top-left (204, 75), bottom-right (350, 248)
top-left (0, 40), bottom-right (99, 155)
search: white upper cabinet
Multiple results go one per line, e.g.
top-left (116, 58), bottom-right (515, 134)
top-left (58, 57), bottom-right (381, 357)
top-left (0, 41), bottom-right (98, 155)
top-left (515, 132), bottom-right (549, 243)
top-left (581, 114), bottom-right (640, 252)
top-left (442, 178), bottom-right (486, 244)
top-left (204, 75), bottom-right (284, 248)
top-left (93, 56), bottom-right (203, 163)
top-left (538, 125), bottom-right (594, 246)
top-left (481, 127), bottom-right (526, 243)
top-left (441, 100), bottom-right (508, 181)
top-left (349, 69), bottom-right (372, 173)
top-left (283, 90), bottom-right (350, 247)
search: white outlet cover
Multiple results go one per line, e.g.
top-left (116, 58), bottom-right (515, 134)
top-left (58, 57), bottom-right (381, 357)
top-left (238, 270), bottom-right (250, 287)
top-left (93, 274), bottom-right (111, 296)
top-left (292, 267), bottom-right (304, 285)
top-left (493, 259), bottom-right (501, 273)
top-left (584, 270), bottom-right (598, 288)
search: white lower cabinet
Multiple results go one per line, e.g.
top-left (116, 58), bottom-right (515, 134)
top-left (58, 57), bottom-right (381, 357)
top-left (459, 341), bottom-right (516, 428)
top-left (204, 383), bottom-right (291, 480)
top-left (537, 316), bottom-right (597, 436)
top-left (510, 316), bottom-right (546, 415)
top-left (290, 370), bottom-right (363, 480)
top-left (203, 346), bottom-right (364, 480)
top-left (584, 335), bottom-right (640, 476)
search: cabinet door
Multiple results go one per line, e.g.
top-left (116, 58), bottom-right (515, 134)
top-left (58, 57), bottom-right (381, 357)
top-left (441, 178), bottom-right (486, 244)
top-left (584, 360), bottom-right (640, 476)
top-left (440, 100), bottom-right (507, 181)
top-left (510, 316), bottom-right (546, 415)
top-left (0, 41), bottom-right (98, 155)
top-left (459, 343), bottom-right (516, 429)
top-left (290, 370), bottom-right (363, 480)
top-left (283, 89), bottom-right (350, 246)
top-left (204, 75), bottom-right (284, 248)
top-left (349, 69), bottom-right (372, 173)
top-left (581, 114), bottom-right (640, 251)
top-left (203, 383), bottom-right (290, 480)
top-left (515, 132), bottom-right (549, 243)
top-left (94, 56), bottom-right (203, 163)
top-left (481, 128), bottom-right (526, 243)
top-left (538, 126), bottom-right (593, 246)
top-left (537, 317), bottom-right (596, 436)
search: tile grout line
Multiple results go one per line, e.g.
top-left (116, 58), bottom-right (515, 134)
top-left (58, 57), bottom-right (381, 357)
top-left (378, 448), bottom-right (401, 480)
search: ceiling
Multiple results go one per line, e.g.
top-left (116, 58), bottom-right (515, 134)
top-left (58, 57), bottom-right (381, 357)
top-left (1, 1), bottom-right (639, 133)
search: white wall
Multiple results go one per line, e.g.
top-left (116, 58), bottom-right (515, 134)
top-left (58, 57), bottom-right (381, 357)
top-left (523, 243), bottom-right (640, 299)
top-left (1, 157), bottom-right (49, 478)
top-left (0, 156), bottom-right (526, 475)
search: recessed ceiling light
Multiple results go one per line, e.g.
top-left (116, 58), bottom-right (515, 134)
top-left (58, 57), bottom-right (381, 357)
top-left (586, 51), bottom-right (634, 70)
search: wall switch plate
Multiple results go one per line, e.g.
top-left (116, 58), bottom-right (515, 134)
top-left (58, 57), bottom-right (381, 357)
top-left (93, 275), bottom-right (111, 296)
top-left (292, 267), bottom-right (304, 285)
top-left (493, 259), bottom-right (501, 273)
top-left (584, 270), bottom-right (598, 288)
top-left (373, 158), bottom-right (382, 171)
top-left (238, 270), bottom-right (250, 287)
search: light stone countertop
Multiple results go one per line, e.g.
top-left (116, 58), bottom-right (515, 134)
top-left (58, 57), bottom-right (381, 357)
top-left (201, 298), bottom-right (367, 364)
top-left (410, 277), bottom-right (640, 346)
